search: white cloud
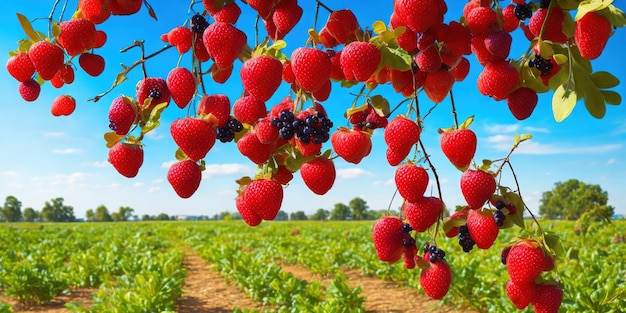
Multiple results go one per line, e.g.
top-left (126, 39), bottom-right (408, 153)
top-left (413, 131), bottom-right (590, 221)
top-left (486, 135), bottom-right (622, 155)
top-left (523, 126), bottom-right (550, 133)
top-left (161, 160), bottom-right (177, 169)
top-left (92, 161), bottom-right (109, 168)
top-left (152, 179), bottom-right (164, 184)
top-left (373, 178), bottom-right (394, 186)
top-left (134, 182), bottom-right (145, 187)
top-left (203, 163), bottom-right (249, 178)
top-left (2, 171), bottom-right (18, 177)
top-left (484, 124), bottom-right (520, 134)
top-left (148, 186), bottom-right (161, 192)
top-left (52, 148), bottom-right (82, 154)
top-left (607, 158), bottom-right (617, 165)
top-left (6, 182), bottom-right (24, 189)
top-left (217, 189), bottom-right (235, 196)
top-left (337, 168), bottom-right (375, 179)
top-left (43, 132), bottom-right (65, 137)
top-left (144, 129), bottom-right (164, 140)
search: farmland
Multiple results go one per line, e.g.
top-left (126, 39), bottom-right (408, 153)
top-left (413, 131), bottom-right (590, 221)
top-left (0, 219), bottom-right (624, 312)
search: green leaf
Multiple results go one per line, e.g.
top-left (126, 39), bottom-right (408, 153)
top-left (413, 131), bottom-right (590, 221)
top-left (458, 115), bottom-right (474, 130)
top-left (543, 232), bottom-right (565, 258)
top-left (175, 148), bottom-right (186, 161)
top-left (378, 46), bottom-right (411, 71)
top-left (583, 84), bottom-right (606, 118)
top-left (575, 0), bottom-right (613, 21)
top-left (142, 102), bottom-right (168, 134)
top-left (372, 20), bottom-right (387, 34)
top-left (590, 71), bottom-right (620, 88)
top-left (51, 21), bottom-right (60, 39)
top-left (562, 10), bottom-right (576, 38)
top-left (104, 132), bottom-right (124, 148)
top-left (16, 13), bottom-right (41, 42)
top-left (503, 191), bottom-right (526, 229)
top-left (369, 95), bottom-right (390, 117)
top-left (601, 4), bottom-right (626, 27)
top-left (443, 216), bottom-right (467, 234)
top-left (552, 83), bottom-right (577, 122)
top-left (601, 90), bottom-right (622, 105)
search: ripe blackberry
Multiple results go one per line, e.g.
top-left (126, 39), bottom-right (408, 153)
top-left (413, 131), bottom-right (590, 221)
top-left (458, 225), bottom-right (476, 253)
top-left (428, 245), bottom-right (446, 263)
top-left (495, 201), bottom-right (507, 210)
top-left (528, 54), bottom-right (553, 76)
top-left (514, 4), bottom-right (533, 20)
top-left (402, 223), bottom-right (413, 233)
top-left (494, 210), bottom-right (506, 226)
top-left (216, 127), bottom-right (234, 143)
top-left (148, 89), bottom-right (162, 99)
top-left (191, 14), bottom-right (209, 33)
top-left (501, 246), bottom-right (511, 265)
top-left (227, 118), bottom-right (243, 132)
top-left (403, 236), bottom-right (416, 248)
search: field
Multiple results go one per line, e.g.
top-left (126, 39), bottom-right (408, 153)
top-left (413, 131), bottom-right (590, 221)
top-left (0, 219), bottom-right (624, 313)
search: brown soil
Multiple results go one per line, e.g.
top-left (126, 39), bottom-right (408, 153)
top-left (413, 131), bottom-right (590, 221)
top-left (1, 288), bottom-right (95, 313)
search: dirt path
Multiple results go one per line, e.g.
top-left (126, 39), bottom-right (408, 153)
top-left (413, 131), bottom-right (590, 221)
top-left (1, 289), bottom-right (95, 313)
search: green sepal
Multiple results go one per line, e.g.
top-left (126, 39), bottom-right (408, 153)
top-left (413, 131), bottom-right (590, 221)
top-left (104, 132), bottom-right (125, 148)
top-left (174, 148), bottom-right (187, 161)
top-left (142, 102), bottom-right (168, 135)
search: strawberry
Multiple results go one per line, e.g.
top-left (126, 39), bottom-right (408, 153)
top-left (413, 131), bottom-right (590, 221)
top-left (299, 157), bottom-right (336, 195)
top-left (282, 60), bottom-right (296, 83)
top-left (201, 0), bottom-right (225, 15)
top-left (506, 280), bottom-right (536, 310)
top-left (167, 160), bottom-right (202, 199)
top-left (340, 41), bottom-right (381, 82)
top-left (254, 117), bottom-right (279, 144)
top-left (465, 6), bottom-right (497, 34)
top-left (247, 0), bottom-right (278, 19)
top-left (470, 33), bottom-right (492, 65)
top-left (529, 7), bottom-right (567, 44)
top-left (506, 239), bottom-right (546, 283)
top-left (78, 53), bottom-right (105, 77)
top-left (439, 21), bottom-right (472, 57)
top-left (419, 258), bottom-right (452, 300)
top-left (575, 11), bottom-right (612, 60)
top-left (507, 87), bottom-right (538, 120)
top-left (57, 18), bottom-right (97, 56)
top-left (240, 55), bottom-right (283, 101)
top-left (272, 165), bottom-right (294, 186)
top-left (202, 22), bottom-right (247, 69)
top-left (501, 5), bottom-right (519, 32)
top-left (290, 47), bottom-right (332, 93)
top-left (404, 196), bottom-right (444, 232)
top-left (108, 142), bottom-right (143, 178)
top-left (403, 246), bottom-right (418, 269)
top-left (415, 45), bottom-right (442, 73)
top-left (232, 95), bottom-right (267, 125)
top-left (394, 0), bottom-right (442, 34)
top-left (197, 94), bottom-right (231, 127)
top-left (328, 50), bottom-right (346, 81)
top-left (477, 61), bottom-right (519, 101)
top-left (271, 0), bottom-right (303, 40)
top-left (136, 77), bottom-right (171, 109)
top-left (243, 178), bottom-right (284, 220)
top-left (460, 169), bottom-right (496, 210)
top-left (78, 0), bottom-right (111, 24)
top-left (213, 2), bottom-right (241, 24)
top-left (372, 216), bottom-right (405, 263)
top-left (330, 127), bottom-right (372, 164)
top-left (28, 41), bottom-right (64, 80)
top-left (108, 96), bottom-right (138, 136)
top-left (50, 95), bottom-right (76, 117)
top-left (484, 30), bottom-right (512, 60)
top-left (193, 36), bottom-right (211, 63)
top-left (440, 128), bottom-right (476, 170)
top-left (109, 0), bottom-right (142, 15)
top-left (236, 193), bottom-right (262, 226)
top-left (54, 64), bottom-right (75, 86)
top-left (6, 52), bottom-right (35, 82)
top-left (167, 67), bottom-right (196, 108)
top-left (532, 284), bottom-right (563, 313)
top-left (423, 68), bottom-right (455, 103)
top-left (18, 79), bottom-right (41, 102)
top-left (395, 163), bottom-right (429, 203)
top-left (323, 9), bottom-right (362, 44)
top-left (384, 116), bottom-right (421, 155)
top-left (170, 117), bottom-right (216, 161)
top-left (396, 26), bottom-right (418, 54)
top-left (443, 207), bottom-right (469, 237)
top-left (237, 131), bottom-right (276, 164)
top-left (466, 208), bottom-right (499, 249)
top-left (167, 26), bottom-right (193, 54)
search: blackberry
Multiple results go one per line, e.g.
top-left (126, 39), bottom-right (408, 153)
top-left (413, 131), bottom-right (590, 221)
top-left (501, 246), bottom-right (511, 265)
top-left (427, 245), bottom-right (446, 263)
top-left (528, 54), bottom-right (553, 76)
top-left (191, 14), bottom-right (209, 33)
top-left (458, 225), bottom-right (476, 253)
top-left (227, 119), bottom-right (243, 132)
top-left (495, 201), bottom-right (507, 210)
top-left (403, 236), bottom-right (416, 248)
top-left (423, 243), bottom-right (431, 254)
top-left (514, 4), bottom-right (533, 20)
top-left (148, 88), bottom-right (162, 99)
top-left (216, 127), bottom-right (234, 143)
top-left (402, 223), bottom-right (413, 233)
top-left (279, 110), bottom-right (295, 122)
top-left (494, 210), bottom-right (506, 227)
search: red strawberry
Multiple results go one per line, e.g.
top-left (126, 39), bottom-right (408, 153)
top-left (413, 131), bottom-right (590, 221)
top-left (384, 116), bottom-right (421, 154)
top-left (440, 128), bottom-right (476, 170)
top-left (299, 157), bottom-right (336, 195)
top-left (247, 0), bottom-right (278, 19)
top-left (282, 60), bottom-right (296, 84)
top-left (271, 0), bottom-right (303, 40)
top-left (167, 160), bottom-right (202, 199)
top-left (167, 67), bottom-right (196, 108)
top-left (330, 127), bottom-right (372, 164)
top-left (79, 53), bottom-right (105, 77)
top-left (395, 163), bottom-right (429, 203)
top-left (460, 169), bottom-right (496, 210)
top-left (170, 117), bottom-right (216, 161)
top-left (532, 284), bottom-right (563, 313)
top-left (443, 207), bottom-right (469, 237)
top-left (404, 196), bottom-right (444, 232)
top-left (477, 61), bottom-right (519, 100)
top-left (18, 79), bottom-right (41, 102)
top-left (439, 21), bottom-right (472, 57)
top-left (232, 95), bottom-right (267, 125)
top-left (484, 30), bottom-right (512, 60)
top-left (419, 259), bottom-right (452, 300)
top-left (28, 41), bottom-right (64, 80)
top-left (201, 0), bottom-right (225, 15)
top-left (53, 64), bottom-right (75, 87)
top-left (6, 52), bottom-right (35, 82)
top-left (136, 77), bottom-right (171, 109)
top-left (237, 131), bottom-right (276, 164)
top-left (372, 216), bottom-right (405, 263)
top-left (529, 7), bottom-right (567, 44)
top-left (254, 117), bottom-right (279, 144)
top-left (423, 68), bottom-right (455, 103)
top-left (324, 9), bottom-right (362, 44)
top-left (507, 87), bottom-right (538, 120)
top-left (466, 208), bottom-right (499, 249)
top-left (506, 280), bottom-right (536, 310)
top-left (78, 0), bottom-right (111, 24)
top-left (214, 2), bottom-right (241, 24)
top-left (236, 193), bottom-right (262, 226)
top-left (501, 5), bottom-right (519, 32)
top-left (312, 79), bottom-right (331, 101)
top-left (193, 36), bottom-right (211, 63)
top-left (110, 0), bottom-right (142, 15)
top-left (403, 246), bottom-right (418, 269)
top-left (57, 18), bottom-right (97, 56)
top-left (167, 26), bottom-right (193, 54)
top-left (243, 178), bottom-right (284, 220)
top-left (240, 55), bottom-right (283, 101)
top-left (415, 45), bottom-right (442, 73)
top-left (340, 41), bottom-right (381, 82)
top-left (202, 22), bottom-right (247, 69)
top-left (450, 57), bottom-right (470, 82)
top-left (50, 95), bottom-right (76, 117)
top-left (394, 0), bottom-right (442, 34)
top-left (108, 96), bottom-right (138, 136)
top-left (290, 47), bottom-right (332, 92)
top-left (575, 11), bottom-right (612, 60)
top-left (465, 6), bottom-right (497, 34)
top-left (197, 94), bottom-right (231, 128)
top-left (506, 239), bottom-right (546, 283)
top-left (108, 142), bottom-right (143, 178)
top-left (272, 165), bottom-right (294, 185)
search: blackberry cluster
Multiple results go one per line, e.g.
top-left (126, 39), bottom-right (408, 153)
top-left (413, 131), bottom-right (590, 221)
top-left (493, 201), bottom-right (506, 226)
top-left (191, 14), bottom-right (210, 33)
top-left (271, 110), bottom-right (333, 144)
top-left (423, 244), bottom-right (446, 263)
top-left (514, 3), bottom-right (533, 20)
top-left (402, 223), bottom-right (413, 233)
top-left (403, 236), bottom-right (416, 248)
top-left (458, 225), bottom-right (476, 252)
top-left (148, 89), bottom-right (162, 99)
top-left (528, 54), bottom-right (553, 76)
top-left (216, 118), bottom-right (243, 143)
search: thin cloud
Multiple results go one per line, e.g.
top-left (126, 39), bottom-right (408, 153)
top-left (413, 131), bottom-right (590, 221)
top-left (337, 168), bottom-right (375, 179)
top-left (373, 178), bottom-right (394, 186)
top-left (523, 126), bottom-right (550, 133)
top-left (486, 135), bottom-right (622, 155)
top-left (161, 160), bottom-right (177, 169)
top-left (203, 163), bottom-right (249, 178)
top-left (484, 124), bottom-right (520, 134)
top-left (607, 158), bottom-right (617, 165)
top-left (148, 186), bottom-right (161, 192)
top-left (2, 171), bottom-right (18, 177)
top-left (52, 148), bottom-right (82, 154)
top-left (144, 129), bottom-right (164, 140)
top-left (134, 182), bottom-right (145, 187)
top-left (92, 161), bottom-right (109, 168)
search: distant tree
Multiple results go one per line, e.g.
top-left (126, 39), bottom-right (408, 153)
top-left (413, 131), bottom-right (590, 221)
top-left (113, 206), bottom-right (134, 221)
top-left (40, 197), bottom-right (75, 222)
top-left (219, 211), bottom-right (232, 221)
top-left (85, 209), bottom-right (95, 222)
top-left (94, 205), bottom-right (113, 222)
top-left (539, 179), bottom-right (614, 221)
top-left (330, 203), bottom-right (351, 221)
top-left (275, 210), bottom-right (289, 221)
top-left (155, 213), bottom-right (170, 220)
top-left (349, 197), bottom-right (369, 220)
top-left (310, 208), bottom-right (329, 221)
top-left (22, 207), bottom-right (37, 222)
top-left (290, 211), bottom-right (308, 220)
top-left (141, 214), bottom-right (153, 221)
top-left (2, 195), bottom-right (22, 222)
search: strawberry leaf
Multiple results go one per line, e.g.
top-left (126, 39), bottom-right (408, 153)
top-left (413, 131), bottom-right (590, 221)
top-left (503, 191), bottom-right (526, 229)
top-left (369, 95), bottom-right (390, 117)
top-left (543, 232), bottom-right (565, 258)
top-left (601, 90), bottom-right (622, 105)
top-left (379, 46), bottom-right (411, 71)
top-left (600, 5), bottom-right (626, 27)
top-left (590, 71), bottom-right (620, 88)
top-left (575, 0), bottom-right (612, 21)
top-left (175, 148), bottom-right (186, 161)
top-left (458, 115), bottom-right (474, 130)
top-left (16, 13), bottom-right (41, 42)
top-left (104, 132), bottom-right (125, 148)
top-left (552, 83), bottom-right (577, 122)
top-left (142, 102), bottom-right (168, 134)
top-left (442, 216), bottom-right (466, 234)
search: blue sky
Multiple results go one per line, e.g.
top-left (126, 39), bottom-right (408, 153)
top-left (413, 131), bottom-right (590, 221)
top-left (1, 1), bottom-right (624, 219)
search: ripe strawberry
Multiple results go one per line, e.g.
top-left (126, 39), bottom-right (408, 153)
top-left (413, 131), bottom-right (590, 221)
top-left (507, 87), bottom-right (538, 120)
top-left (506, 280), bottom-right (536, 310)
top-left (340, 41), bottom-right (381, 82)
top-left (213, 2), bottom-right (241, 24)
top-left (51, 95), bottom-right (76, 117)
top-left (395, 163), bottom-right (429, 203)
top-left (484, 30), bottom-right (512, 60)
top-left (28, 41), bottom-right (64, 80)
top-left (18, 79), bottom-right (41, 102)
top-left (529, 7), bottom-right (567, 44)
top-left (78, 0), bottom-right (111, 24)
top-left (57, 18), bottom-right (97, 56)
top-left (202, 22), bottom-right (247, 69)
top-left (372, 216), bottom-right (405, 263)
top-left (272, 165), bottom-right (294, 185)
top-left (575, 11), bottom-right (612, 60)
top-left (247, 0), bottom-right (278, 19)
top-left (167, 160), bottom-right (202, 198)
top-left (460, 169), bottom-right (496, 210)
top-left (404, 196), bottom-right (444, 232)
top-left (440, 128), bottom-right (476, 170)
top-left (236, 193), bottom-right (262, 226)
top-left (193, 36), bottom-right (211, 63)
top-left (396, 26), bottom-right (418, 54)
top-left (532, 284), bottom-right (563, 313)
top-left (79, 53), bottom-right (105, 76)
top-left (240, 55), bottom-right (283, 101)
top-left (501, 4), bottom-right (519, 32)
top-left (271, 0), bottom-right (303, 40)
top-left (108, 142), bottom-right (143, 178)
top-left (136, 77), bottom-right (171, 109)
top-left (232, 95), bottom-right (266, 125)
top-left (197, 94), bottom-right (231, 127)
top-left (167, 26), bottom-right (193, 54)
top-left (470, 33), bottom-right (492, 65)
top-left (201, 0), bottom-right (225, 15)
top-left (254, 117), bottom-right (279, 144)
top-left (108, 96), bottom-right (137, 135)
top-left (324, 9), bottom-right (361, 44)
top-left (506, 239), bottom-right (546, 283)
top-left (170, 117), bottom-right (216, 161)
top-left (466, 208), bottom-right (499, 249)
top-left (243, 178), bottom-right (284, 220)
top-left (330, 127), bottom-right (372, 164)
top-left (290, 47), bottom-right (332, 93)
top-left (384, 116), bottom-right (421, 154)
top-left (299, 157), bottom-right (336, 195)
top-left (312, 79), bottom-right (331, 101)
top-left (6, 52), bottom-right (35, 82)
top-left (477, 61), bottom-right (519, 100)
top-left (465, 6), bottom-right (497, 34)
top-left (55, 64), bottom-right (75, 85)
top-left (328, 50), bottom-right (346, 81)
top-left (423, 68), bottom-right (455, 103)
top-left (394, 0), bottom-right (442, 34)
top-left (419, 258), bottom-right (452, 299)
top-left (109, 0), bottom-right (142, 15)
top-left (444, 207), bottom-right (469, 237)
top-left (282, 60), bottom-right (296, 83)
top-left (415, 45), bottom-right (442, 73)
top-left (167, 67), bottom-right (196, 108)
top-left (237, 131), bottom-right (276, 164)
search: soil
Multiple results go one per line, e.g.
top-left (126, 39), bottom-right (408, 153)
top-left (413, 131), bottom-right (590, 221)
top-left (0, 288), bottom-right (95, 313)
